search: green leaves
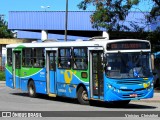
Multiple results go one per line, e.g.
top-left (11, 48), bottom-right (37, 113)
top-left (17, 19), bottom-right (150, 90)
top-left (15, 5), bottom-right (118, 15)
top-left (150, 6), bottom-right (160, 17)
top-left (147, 27), bottom-right (160, 52)
top-left (0, 17), bottom-right (13, 38)
top-left (78, 0), bottom-right (140, 31)
top-left (128, 0), bottom-right (139, 5)
top-left (77, 0), bottom-right (160, 52)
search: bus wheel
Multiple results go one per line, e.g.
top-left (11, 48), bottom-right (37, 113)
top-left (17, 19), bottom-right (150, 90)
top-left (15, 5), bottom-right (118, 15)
top-left (77, 86), bottom-right (89, 105)
top-left (28, 81), bottom-right (37, 98)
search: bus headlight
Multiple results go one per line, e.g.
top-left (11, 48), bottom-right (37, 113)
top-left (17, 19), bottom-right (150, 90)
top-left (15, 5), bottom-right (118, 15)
top-left (117, 89), bottom-right (120, 93)
top-left (147, 81), bottom-right (154, 91)
top-left (108, 84), bottom-right (112, 89)
top-left (151, 81), bottom-right (154, 87)
top-left (114, 88), bottom-right (120, 93)
top-left (107, 84), bottom-right (120, 93)
top-left (114, 88), bottom-right (116, 91)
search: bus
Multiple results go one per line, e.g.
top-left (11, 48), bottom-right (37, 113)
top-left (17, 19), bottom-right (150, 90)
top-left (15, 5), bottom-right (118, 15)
top-left (5, 37), bottom-right (154, 105)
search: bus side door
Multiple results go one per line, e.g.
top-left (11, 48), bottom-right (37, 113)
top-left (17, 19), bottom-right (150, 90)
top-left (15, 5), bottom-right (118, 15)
top-left (89, 47), bottom-right (104, 99)
top-left (13, 51), bottom-right (21, 89)
top-left (46, 49), bottom-right (57, 94)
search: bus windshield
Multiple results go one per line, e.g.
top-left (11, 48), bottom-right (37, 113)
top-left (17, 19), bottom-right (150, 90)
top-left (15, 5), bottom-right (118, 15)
top-left (105, 52), bottom-right (152, 79)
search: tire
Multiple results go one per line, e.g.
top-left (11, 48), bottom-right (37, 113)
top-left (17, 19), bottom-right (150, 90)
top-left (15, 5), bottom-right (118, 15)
top-left (77, 86), bottom-right (89, 105)
top-left (28, 81), bottom-right (37, 98)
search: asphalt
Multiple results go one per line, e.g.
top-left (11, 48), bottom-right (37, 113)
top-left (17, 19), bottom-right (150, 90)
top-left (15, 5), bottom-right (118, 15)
top-left (0, 81), bottom-right (160, 102)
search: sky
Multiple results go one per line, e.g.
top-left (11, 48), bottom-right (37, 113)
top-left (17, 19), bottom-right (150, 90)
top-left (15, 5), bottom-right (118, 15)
top-left (0, 0), bottom-right (154, 21)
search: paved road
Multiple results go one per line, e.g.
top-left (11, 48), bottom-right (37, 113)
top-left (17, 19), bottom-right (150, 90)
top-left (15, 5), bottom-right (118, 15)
top-left (0, 82), bottom-right (160, 119)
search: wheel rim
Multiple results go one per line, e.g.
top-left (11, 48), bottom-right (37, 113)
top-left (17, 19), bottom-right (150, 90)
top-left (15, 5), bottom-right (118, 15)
top-left (29, 85), bottom-right (34, 95)
top-left (82, 90), bottom-right (88, 101)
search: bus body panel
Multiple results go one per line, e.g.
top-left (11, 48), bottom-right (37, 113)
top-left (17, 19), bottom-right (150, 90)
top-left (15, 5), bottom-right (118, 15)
top-left (21, 79), bottom-right (28, 91)
top-left (104, 74), bottom-right (154, 101)
top-left (5, 67), bottom-right (14, 88)
top-left (34, 81), bottom-right (47, 94)
top-left (49, 71), bottom-right (55, 93)
top-left (56, 69), bottom-right (89, 98)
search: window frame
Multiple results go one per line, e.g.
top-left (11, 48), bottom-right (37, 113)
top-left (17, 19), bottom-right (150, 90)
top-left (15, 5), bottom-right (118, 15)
top-left (72, 47), bottom-right (88, 70)
top-left (33, 48), bottom-right (45, 68)
top-left (7, 48), bottom-right (12, 66)
top-left (22, 48), bottom-right (33, 67)
top-left (58, 47), bottom-right (71, 69)
top-left (49, 51), bottom-right (56, 71)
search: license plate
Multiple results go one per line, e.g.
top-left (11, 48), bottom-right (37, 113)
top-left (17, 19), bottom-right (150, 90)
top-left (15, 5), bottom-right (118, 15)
top-left (130, 94), bottom-right (137, 97)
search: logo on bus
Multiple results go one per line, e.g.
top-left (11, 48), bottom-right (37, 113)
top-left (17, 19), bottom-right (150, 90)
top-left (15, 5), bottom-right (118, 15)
top-left (61, 70), bottom-right (76, 83)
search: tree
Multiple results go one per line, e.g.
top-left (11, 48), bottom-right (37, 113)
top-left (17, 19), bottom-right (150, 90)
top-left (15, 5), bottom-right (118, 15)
top-left (0, 15), bottom-right (13, 38)
top-left (150, 0), bottom-right (160, 19)
top-left (78, 0), bottom-right (160, 52)
top-left (148, 0), bottom-right (160, 52)
top-left (78, 0), bottom-right (140, 31)
top-left (146, 27), bottom-right (160, 51)
top-left (78, 0), bottom-right (160, 31)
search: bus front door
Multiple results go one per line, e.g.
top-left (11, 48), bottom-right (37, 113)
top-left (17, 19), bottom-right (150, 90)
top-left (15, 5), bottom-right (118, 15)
top-left (90, 50), bottom-right (104, 99)
top-left (46, 50), bottom-right (57, 95)
top-left (13, 51), bottom-right (21, 89)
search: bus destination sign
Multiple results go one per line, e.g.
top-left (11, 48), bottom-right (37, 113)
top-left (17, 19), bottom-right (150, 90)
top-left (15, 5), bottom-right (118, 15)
top-left (107, 41), bottom-right (150, 50)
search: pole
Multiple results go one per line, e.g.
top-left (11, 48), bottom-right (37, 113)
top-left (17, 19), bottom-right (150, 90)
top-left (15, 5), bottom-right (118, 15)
top-left (65, 0), bottom-right (68, 41)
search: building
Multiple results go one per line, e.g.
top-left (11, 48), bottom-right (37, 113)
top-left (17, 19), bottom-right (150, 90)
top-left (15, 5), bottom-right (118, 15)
top-left (8, 11), bottom-right (153, 41)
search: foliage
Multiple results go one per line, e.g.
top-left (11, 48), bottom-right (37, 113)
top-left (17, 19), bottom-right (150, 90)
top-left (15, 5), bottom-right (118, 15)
top-left (78, 0), bottom-right (140, 31)
top-left (0, 71), bottom-right (5, 81)
top-left (147, 27), bottom-right (160, 52)
top-left (150, 0), bottom-right (160, 19)
top-left (0, 16), bottom-right (13, 38)
top-left (78, 0), bottom-right (160, 31)
top-left (78, 0), bottom-right (160, 52)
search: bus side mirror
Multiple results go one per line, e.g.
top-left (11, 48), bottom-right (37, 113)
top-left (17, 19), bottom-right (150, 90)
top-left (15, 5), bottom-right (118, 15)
top-left (151, 54), bottom-right (154, 70)
top-left (107, 66), bottom-right (111, 70)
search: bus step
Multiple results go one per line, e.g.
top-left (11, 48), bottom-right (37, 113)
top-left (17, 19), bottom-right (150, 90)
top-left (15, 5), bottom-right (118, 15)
top-left (48, 93), bottom-right (56, 97)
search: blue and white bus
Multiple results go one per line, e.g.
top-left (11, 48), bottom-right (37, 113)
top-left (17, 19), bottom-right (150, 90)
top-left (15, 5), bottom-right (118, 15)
top-left (5, 37), bottom-right (154, 105)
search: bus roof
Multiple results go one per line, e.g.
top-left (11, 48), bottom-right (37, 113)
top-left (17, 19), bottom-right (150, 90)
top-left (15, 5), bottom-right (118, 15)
top-left (6, 39), bottom-right (150, 48)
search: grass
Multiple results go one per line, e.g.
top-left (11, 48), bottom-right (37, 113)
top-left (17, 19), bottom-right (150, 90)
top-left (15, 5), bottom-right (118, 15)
top-left (0, 71), bottom-right (5, 81)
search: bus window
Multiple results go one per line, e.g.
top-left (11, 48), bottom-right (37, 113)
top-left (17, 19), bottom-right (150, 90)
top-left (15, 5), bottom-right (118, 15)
top-left (49, 52), bottom-right (56, 71)
top-left (7, 48), bottom-right (12, 66)
top-left (105, 53), bottom-right (152, 78)
top-left (73, 48), bottom-right (88, 70)
top-left (22, 48), bottom-right (32, 67)
top-left (33, 48), bottom-right (45, 68)
top-left (58, 48), bottom-right (71, 69)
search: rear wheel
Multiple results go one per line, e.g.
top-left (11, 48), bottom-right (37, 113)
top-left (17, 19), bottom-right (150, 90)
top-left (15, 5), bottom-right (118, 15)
top-left (77, 86), bottom-right (89, 105)
top-left (28, 81), bottom-right (37, 98)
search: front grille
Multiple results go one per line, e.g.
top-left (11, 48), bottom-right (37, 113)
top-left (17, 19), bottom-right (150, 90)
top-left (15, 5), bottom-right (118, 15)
top-left (120, 88), bottom-right (146, 92)
top-left (120, 89), bottom-right (133, 92)
top-left (135, 88), bottom-right (146, 92)
top-left (117, 81), bottom-right (143, 85)
top-left (116, 79), bottom-right (148, 85)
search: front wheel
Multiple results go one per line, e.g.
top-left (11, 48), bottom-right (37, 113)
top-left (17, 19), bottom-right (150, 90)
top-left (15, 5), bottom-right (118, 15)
top-left (28, 81), bottom-right (37, 98)
top-left (77, 86), bottom-right (89, 105)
